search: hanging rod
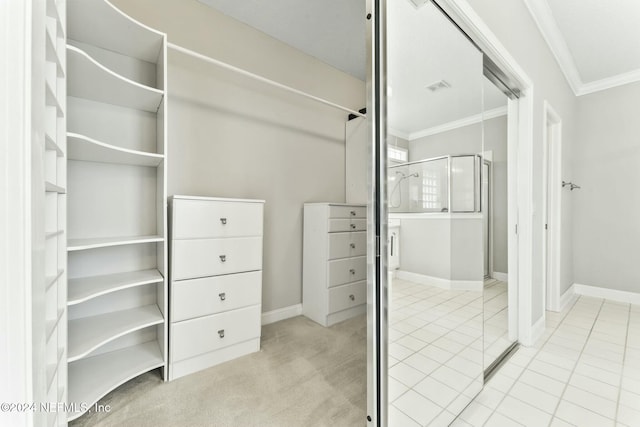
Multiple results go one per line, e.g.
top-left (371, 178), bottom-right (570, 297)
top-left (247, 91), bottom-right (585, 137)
top-left (167, 43), bottom-right (366, 118)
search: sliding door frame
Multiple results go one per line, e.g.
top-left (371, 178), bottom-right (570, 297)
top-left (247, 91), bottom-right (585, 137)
top-left (366, 0), bottom-right (537, 425)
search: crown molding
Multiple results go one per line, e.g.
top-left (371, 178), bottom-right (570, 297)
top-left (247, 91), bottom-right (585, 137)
top-left (577, 68), bottom-right (640, 96)
top-left (407, 106), bottom-right (507, 141)
top-left (388, 128), bottom-right (410, 140)
top-left (524, 0), bottom-right (640, 97)
top-left (523, 0), bottom-right (583, 95)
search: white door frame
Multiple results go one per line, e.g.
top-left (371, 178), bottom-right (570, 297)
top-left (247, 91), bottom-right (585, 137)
top-left (542, 101), bottom-right (563, 311)
top-left (434, 0), bottom-right (536, 345)
top-left (0, 0), bottom-right (34, 426)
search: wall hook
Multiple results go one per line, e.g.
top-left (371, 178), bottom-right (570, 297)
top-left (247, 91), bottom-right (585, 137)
top-left (562, 181), bottom-right (581, 191)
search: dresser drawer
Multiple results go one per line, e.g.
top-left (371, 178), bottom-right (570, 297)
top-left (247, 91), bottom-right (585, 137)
top-left (172, 237), bottom-right (262, 280)
top-left (173, 199), bottom-right (263, 239)
top-left (171, 305), bottom-right (261, 362)
top-left (327, 256), bottom-right (366, 288)
top-left (328, 218), bottom-right (366, 232)
top-left (328, 205), bottom-right (366, 218)
top-left (328, 281), bottom-right (366, 314)
top-left (327, 232), bottom-right (367, 260)
top-left (172, 271), bottom-right (262, 322)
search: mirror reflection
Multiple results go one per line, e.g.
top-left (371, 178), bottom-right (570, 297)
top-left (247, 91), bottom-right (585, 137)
top-left (385, 0), bottom-right (518, 424)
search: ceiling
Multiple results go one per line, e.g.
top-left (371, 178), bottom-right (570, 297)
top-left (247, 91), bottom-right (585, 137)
top-left (197, 0), bottom-right (366, 80)
top-left (525, 0), bottom-right (640, 96)
top-left (387, 0), bottom-right (507, 138)
top-left (198, 0), bottom-right (507, 136)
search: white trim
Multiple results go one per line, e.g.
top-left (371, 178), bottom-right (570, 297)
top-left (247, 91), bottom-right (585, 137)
top-left (522, 0), bottom-right (582, 94)
top-left (574, 284), bottom-right (640, 306)
top-left (542, 101), bottom-right (562, 313)
top-left (389, 213), bottom-right (482, 220)
top-left (493, 272), bottom-right (508, 282)
top-left (388, 128), bottom-right (410, 140)
top-left (524, 0), bottom-right (640, 96)
top-left (527, 315), bottom-right (546, 347)
top-left (1, 0), bottom-right (33, 424)
top-left (261, 304), bottom-right (303, 325)
top-left (577, 68), bottom-right (640, 96)
top-left (408, 106), bottom-right (507, 141)
top-left (395, 270), bottom-right (483, 292)
top-left (558, 284), bottom-right (577, 312)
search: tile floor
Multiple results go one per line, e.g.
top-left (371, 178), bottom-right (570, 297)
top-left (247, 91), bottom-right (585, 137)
top-left (483, 279), bottom-right (513, 370)
top-left (454, 295), bottom-right (640, 427)
top-left (389, 279), bottom-right (484, 426)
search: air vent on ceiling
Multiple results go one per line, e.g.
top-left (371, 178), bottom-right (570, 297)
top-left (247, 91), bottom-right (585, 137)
top-left (426, 80), bottom-right (451, 92)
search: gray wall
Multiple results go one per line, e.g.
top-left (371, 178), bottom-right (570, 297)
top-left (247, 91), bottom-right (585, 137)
top-left (409, 116), bottom-right (509, 274)
top-left (573, 81), bottom-right (640, 293)
top-left (113, 0), bottom-right (366, 312)
top-left (469, 0), bottom-right (577, 323)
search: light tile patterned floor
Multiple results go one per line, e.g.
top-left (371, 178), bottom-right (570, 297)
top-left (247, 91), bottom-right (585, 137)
top-left (454, 296), bottom-right (640, 426)
top-left (389, 279), bottom-right (484, 426)
top-left (483, 279), bottom-right (513, 370)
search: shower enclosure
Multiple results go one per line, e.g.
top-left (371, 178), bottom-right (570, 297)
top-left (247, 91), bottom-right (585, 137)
top-left (388, 155), bottom-right (482, 214)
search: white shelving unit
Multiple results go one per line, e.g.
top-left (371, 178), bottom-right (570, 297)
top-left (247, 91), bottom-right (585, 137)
top-left (41, 1), bottom-right (68, 426)
top-left (65, 0), bottom-right (168, 422)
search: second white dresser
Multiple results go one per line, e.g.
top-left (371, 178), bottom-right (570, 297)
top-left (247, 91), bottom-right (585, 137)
top-left (168, 196), bottom-right (264, 380)
top-left (303, 203), bottom-right (367, 327)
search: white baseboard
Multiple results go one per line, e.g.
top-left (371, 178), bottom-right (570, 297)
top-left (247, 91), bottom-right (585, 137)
top-left (529, 315), bottom-right (546, 347)
top-left (558, 284), bottom-right (578, 312)
top-left (573, 284), bottom-right (640, 305)
top-left (261, 304), bottom-right (302, 325)
top-left (493, 272), bottom-right (508, 282)
top-left (395, 270), bottom-right (482, 291)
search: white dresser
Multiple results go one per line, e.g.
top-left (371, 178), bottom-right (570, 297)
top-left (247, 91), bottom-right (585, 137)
top-left (168, 196), bottom-right (264, 380)
top-left (303, 203), bottom-right (367, 327)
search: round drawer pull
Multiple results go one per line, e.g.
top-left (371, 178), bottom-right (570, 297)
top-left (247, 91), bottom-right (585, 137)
top-left (220, 218), bottom-right (227, 225)
top-left (350, 224), bottom-right (356, 229)
top-left (349, 269), bottom-right (356, 275)
top-left (350, 243), bottom-right (356, 249)
top-left (218, 329), bottom-right (225, 338)
top-left (219, 255), bottom-right (227, 262)
top-left (349, 294), bottom-right (355, 301)
top-left (219, 292), bottom-right (226, 301)
top-left (350, 211), bottom-right (356, 216)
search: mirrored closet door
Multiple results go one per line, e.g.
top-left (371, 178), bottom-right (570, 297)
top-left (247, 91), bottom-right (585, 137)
top-left (385, 1), bottom-right (485, 425)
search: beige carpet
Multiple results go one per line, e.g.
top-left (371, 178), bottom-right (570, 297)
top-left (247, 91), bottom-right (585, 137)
top-left (70, 315), bottom-right (367, 427)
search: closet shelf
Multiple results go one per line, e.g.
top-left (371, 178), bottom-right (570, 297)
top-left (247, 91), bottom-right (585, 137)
top-left (46, 0), bottom-right (65, 38)
top-left (68, 304), bottom-right (163, 362)
top-left (67, 45), bottom-right (163, 113)
top-left (46, 348), bottom-right (65, 392)
top-left (67, 133), bottom-right (164, 167)
top-left (45, 181), bottom-right (66, 193)
top-left (68, 269), bottom-right (163, 306)
top-left (45, 82), bottom-right (64, 117)
top-left (67, 235), bottom-right (163, 252)
top-left (46, 309), bottom-right (65, 342)
top-left (45, 132), bottom-right (65, 157)
top-left (67, 341), bottom-right (163, 422)
top-left (46, 269), bottom-right (65, 292)
top-left (45, 28), bottom-right (65, 77)
top-left (46, 230), bottom-right (64, 239)
top-left (68, 0), bottom-right (163, 63)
